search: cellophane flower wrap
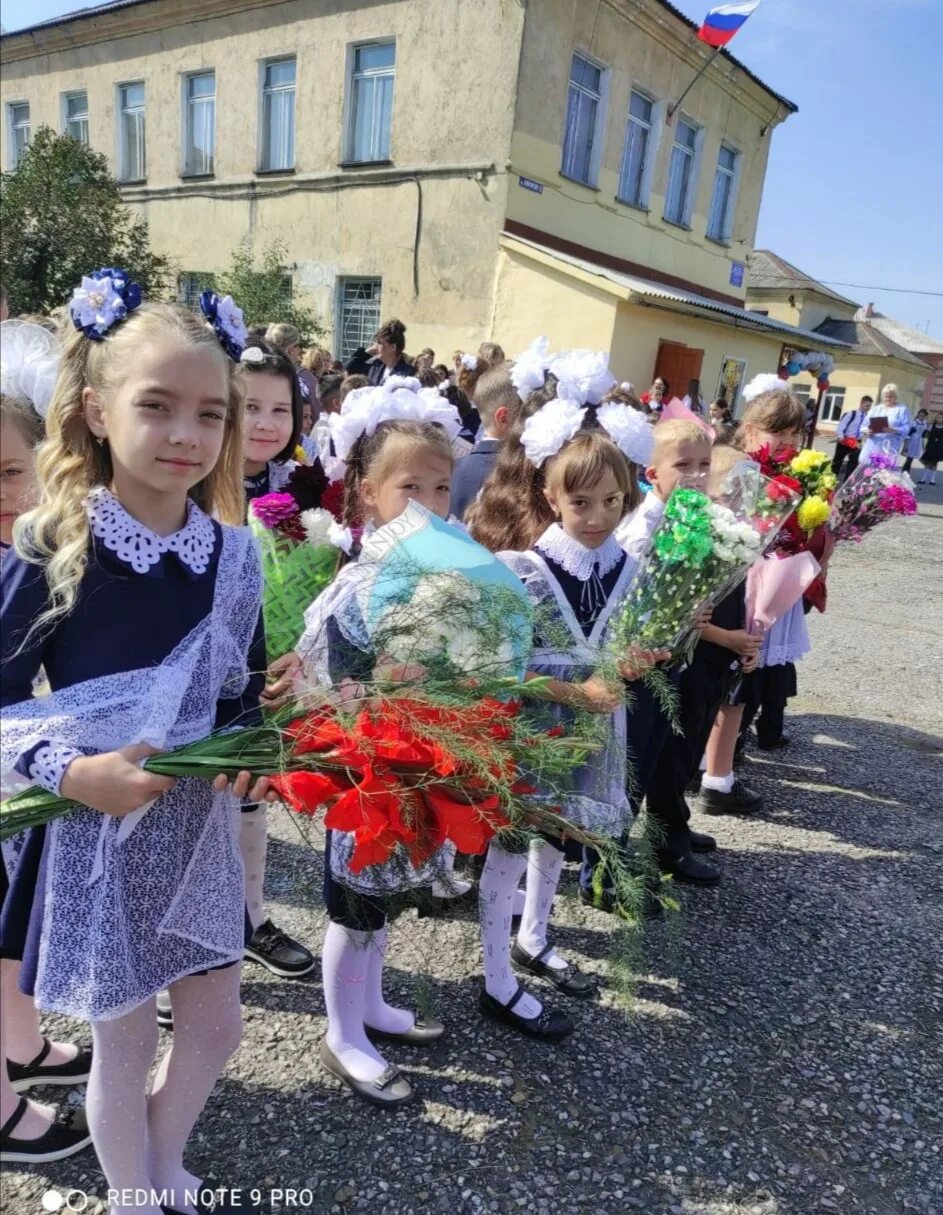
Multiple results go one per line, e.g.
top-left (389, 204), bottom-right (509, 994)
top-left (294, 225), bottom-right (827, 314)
top-left (247, 463), bottom-right (346, 663)
top-left (827, 454), bottom-right (917, 544)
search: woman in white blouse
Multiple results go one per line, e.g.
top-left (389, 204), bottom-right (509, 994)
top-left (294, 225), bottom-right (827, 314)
top-left (860, 384), bottom-right (912, 463)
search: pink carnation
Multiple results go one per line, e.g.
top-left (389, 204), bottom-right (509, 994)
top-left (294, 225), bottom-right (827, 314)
top-left (251, 492), bottom-right (299, 528)
top-left (876, 485), bottom-right (917, 516)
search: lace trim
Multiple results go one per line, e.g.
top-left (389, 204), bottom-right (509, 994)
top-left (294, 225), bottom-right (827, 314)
top-left (86, 486), bottom-right (216, 576)
top-left (28, 743), bottom-right (83, 795)
top-left (534, 524), bottom-right (624, 580)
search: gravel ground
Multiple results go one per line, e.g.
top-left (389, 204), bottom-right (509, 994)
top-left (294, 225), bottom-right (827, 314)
top-left (4, 489), bottom-right (941, 1215)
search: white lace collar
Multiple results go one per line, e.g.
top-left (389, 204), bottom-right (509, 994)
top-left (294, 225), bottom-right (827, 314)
top-left (86, 486), bottom-right (217, 577)
top-left (534, 523), bottom-right (624, 580)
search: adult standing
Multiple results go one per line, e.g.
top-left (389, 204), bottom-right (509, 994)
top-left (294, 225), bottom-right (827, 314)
top-left (831, 395), bottom-right (872, 480)
top-left (365, 318), bottom-right (414, 385)
top-left (860, 384), bottom-right (912, 464)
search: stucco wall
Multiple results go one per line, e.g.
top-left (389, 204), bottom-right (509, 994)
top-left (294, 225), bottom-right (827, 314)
top-left (508, 0), bottom-right (789, 303)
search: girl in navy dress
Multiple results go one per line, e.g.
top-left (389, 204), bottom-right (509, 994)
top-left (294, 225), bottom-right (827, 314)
top-left (1, 273), bottom-right (273, 1215)
top-left (471, 353), bottom-right (665, 1041)
top-left (295, 386), bottom-right (464, 1108)
top-left (1, 333), bottom-right (94, 1166)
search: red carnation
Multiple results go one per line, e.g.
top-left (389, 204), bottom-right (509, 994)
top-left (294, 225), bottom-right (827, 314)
top-left (320, 480), bottom-right (346, 522)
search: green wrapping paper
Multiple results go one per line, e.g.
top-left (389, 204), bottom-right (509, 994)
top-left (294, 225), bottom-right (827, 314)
top-left (248, 515), bottom-right (340, 662)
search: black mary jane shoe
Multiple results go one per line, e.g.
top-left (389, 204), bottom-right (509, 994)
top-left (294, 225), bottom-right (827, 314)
top-left (8, 1038), bottom-right (92, 1092)
top-left (318, 1039), bottom-right (415, 1107)
top-left (511, 942), bottom-right (597, 999)
top-left (365, 1012), bottom-right (445, 1045)
top-left (688, 830), bottom-right (717, 853)
top-left (478, 983), bottom-right (574, 1041)
top-left (0, 1097), bottom-right (92, 1165)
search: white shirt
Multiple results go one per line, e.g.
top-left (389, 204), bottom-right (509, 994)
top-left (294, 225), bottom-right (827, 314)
top-left (861, 402), bottom-right (912, 460)
top-left (615, 491), bottom-right (666, 560)
top-left (837, 409), bottom-right (867, 440)
top-left (682, 394), bottom-right (705, 416)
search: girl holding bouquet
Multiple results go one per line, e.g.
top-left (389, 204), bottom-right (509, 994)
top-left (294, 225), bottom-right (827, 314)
top-left (0, 276), bottom-right (274, 1215)
top-left (296, 402), bottom-right (464, 1108)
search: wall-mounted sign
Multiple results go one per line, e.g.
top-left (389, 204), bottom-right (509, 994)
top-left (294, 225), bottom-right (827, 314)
top-left (729, 262), bottom-right (745, 287)
top-left (518, 176), bottom-right (544, 194)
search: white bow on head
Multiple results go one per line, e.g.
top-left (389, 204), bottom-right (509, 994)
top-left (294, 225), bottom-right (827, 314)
top-left (328, 378), bottom-right (463, 461)
top-left (0, 320), bottom-right (61, 418)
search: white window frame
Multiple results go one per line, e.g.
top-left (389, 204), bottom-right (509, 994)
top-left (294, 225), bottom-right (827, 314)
top-left (664, 114), bottom-right (703, 228)
top-left (821, 387), bottom-right (847, 423)
top-left (335, 276), bottom-right (382, 360)
top-left (181, 70), bottom-right (216, 177)
top-left (61, 90), bottom-right (89, 145)
top-left (706, 142), bottom-right (741, 243)
top-left (7, 101), bottom-right (31, 167)
top-left (116, 81), bottom-right (146, 182)
top-left (617, 87), bottom-right (663, 208)
top-left (344, 39), bottom-right (396, 164)
top-left (560, 50), bottom-right (610, 188)
top-left (258, 56), bottom-right (296, 172)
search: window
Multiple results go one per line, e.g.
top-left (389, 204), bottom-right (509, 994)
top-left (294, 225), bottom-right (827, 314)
top-left (118, 82), bottom-right (146, 181)
top-left (346, 42), bottom-right (395, 163)
top-left (707, 144), bottom-right (739, 241)
top-left (561, 53), bottom-right (607, 186)
top-left (664, 117), bottom-right (699, 226)
top-left (64, 92), bottom-right (89, 145)
top-left (618, 89), bottom-right (656, 207)
top-left (260, 57), bottom-right (296, 171)
top-left (179, 272), bottom-right (214, 311)
top-left (337, 277), bottom-right (381, 359)
top-left (184, 71), bottom-right (215, 175)
top-left (8, 103), bottom-right (30, 166)
top-left (821, 387), bottom-right (847, 423)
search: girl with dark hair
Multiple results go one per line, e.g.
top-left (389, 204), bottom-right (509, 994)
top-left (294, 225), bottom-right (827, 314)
top-left (240, 342), bottom-right (305, 504)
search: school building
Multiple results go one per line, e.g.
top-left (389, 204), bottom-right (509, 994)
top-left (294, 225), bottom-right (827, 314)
top-left (2, 0), bottom-right (852, 410)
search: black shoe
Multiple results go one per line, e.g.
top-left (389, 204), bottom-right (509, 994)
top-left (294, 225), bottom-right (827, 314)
top-left (698, 779), bottom-right (762, 816)
top-left (511, 942), bottom-right (597, 999)
top-left (0, 1097), bottom-right (92, 1165)
top-left (8, 1039), bottom-right (92, 1093)
top-left (318, 1039), bottom-right (415, 1107)
top-left (757, 735), bottom-right (790, 751)
top-left (685, 775), bottom-right (702, 796)
top-left (478, 984), bottom-right (574, 1040)
top-left (689, 830), bottom-right (717, 853)
top-left (657, 849), bottom-right (721, 886)
top-left (157, 1001), bottom-right (174, 1031)
top-left (245, 919), bottom-right (316, 978)
top-left (579, 885), bottom-right (662, 921)
top-left (365, 1012), bottom-right (445, 1045)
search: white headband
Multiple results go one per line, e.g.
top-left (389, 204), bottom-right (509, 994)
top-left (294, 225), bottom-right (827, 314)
top-left (328, 378), bottom-right (463, 461)
top-left (0, 320), bottom-right (61, 419)
top-left (742, 373), bottom-right (786, 403)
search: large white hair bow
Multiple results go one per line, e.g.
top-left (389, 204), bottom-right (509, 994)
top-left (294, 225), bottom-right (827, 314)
top-left (742, 373), bottom-right (786, 403)
top-left (328, 379), bottom-right (463, 461)
top-left (520, 397), bottom-right (585, 467)
top-left (548, 348), bottom-right (616, 406)
top-left (596, 403), bottom-right (655, 466)
top-left (511, 336), bottom-right (551, 398)
top-left (0, 320), bottom-right (61, 419)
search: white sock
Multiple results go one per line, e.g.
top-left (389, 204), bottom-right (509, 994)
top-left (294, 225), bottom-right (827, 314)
top-left (431, 840), bottom-right (473, 899)
top-left (702, 772), bottom-right (735, 793)
top-left (86, 1000), bottom-right (163, 1215)
top-left (147, 967), bottom-right (242, 1215)
top-left (478, 843), bottom-right (542, 1018)
top-left (362, 926), bottom-right (413, 1035)
top-left (516, 839), bottom-right (567, 971)
top-left (512, 886), bottom-right (526, 918)
top-left (322, 922), bottom-right (390, 1083)
top-left (155, 989), bottom-right (172, 1017)
top-left (239, 803), bottom-right (268, 931)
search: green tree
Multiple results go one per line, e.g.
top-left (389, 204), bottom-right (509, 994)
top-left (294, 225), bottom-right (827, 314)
top-left (213, 240), bottom-right (323, 345)
top-left (0, 126), bottom-right (172, 315)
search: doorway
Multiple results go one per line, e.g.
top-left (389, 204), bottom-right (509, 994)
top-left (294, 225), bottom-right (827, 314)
top-left (653, 340), bottom-right (704, 401)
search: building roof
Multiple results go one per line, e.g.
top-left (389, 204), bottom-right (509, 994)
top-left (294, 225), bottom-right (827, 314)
top-left (852, 307), bottom-right (943, 356)
top-left (747, 250), bottom-right (858, 308)
top-left (501, 234), bottom-right (851, 350)
top-left (814, 319), bottom-right (932, 370)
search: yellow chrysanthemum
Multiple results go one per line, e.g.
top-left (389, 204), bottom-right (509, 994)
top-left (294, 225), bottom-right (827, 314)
top-left (294, 445), bottom-right (309, 464)
top-left (789, 449), bottom-right (829, 475)
top-left (797, 495), bottom-right (831, 532)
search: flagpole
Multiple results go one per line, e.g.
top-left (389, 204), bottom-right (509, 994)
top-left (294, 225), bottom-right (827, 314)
top-left (667, 45), bottom-right (724, 124)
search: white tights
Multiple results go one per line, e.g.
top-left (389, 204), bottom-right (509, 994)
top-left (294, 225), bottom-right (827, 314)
top-left (479, 843), bottom-right (543, 1019)
top-left (239, 803), bottom-right (268, 931)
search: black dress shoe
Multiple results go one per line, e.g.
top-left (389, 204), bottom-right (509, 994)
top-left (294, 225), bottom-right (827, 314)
top-left (511, 942), bottom-right (597, 998)
top-left (365, 1012), bottom-right (445, 1045)
top-left (688, 830), bottom-right (717, 853)
top-left (579, 883), bottom-right (662, 921)
top-left (698, 779), bottom-right (762, 816)
top-left (318, 1039), bottom-right (415, 1107)
top-left (8, 1039), bottom-right (92, 1092)
top-left (0, 1098), bottom-right (92, 1165)
top-left (757, 735), bottom-right (790, 751)
top-left (478, 984), bottom-right (574, 1040)
top-left (245, 919), bottom-right (316, 978)
top-left (657, 849), bottom-right (721, 886)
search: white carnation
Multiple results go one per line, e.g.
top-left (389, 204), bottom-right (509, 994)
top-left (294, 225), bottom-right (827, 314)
top-left (301, 507), bottom-right (336, 548)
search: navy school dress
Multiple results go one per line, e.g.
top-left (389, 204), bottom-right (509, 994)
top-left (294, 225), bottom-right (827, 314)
top-left (0, 518), bottom-right (266, 983)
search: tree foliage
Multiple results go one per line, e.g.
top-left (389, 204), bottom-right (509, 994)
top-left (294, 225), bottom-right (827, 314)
top-left (0, 126), bottom-right (172, 315)
top-left (213, 240), bottom-right (323, 345)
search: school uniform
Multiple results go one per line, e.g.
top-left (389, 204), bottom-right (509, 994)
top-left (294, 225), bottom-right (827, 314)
top-left (737, 598), bottom-right (810, 748)
top-left (243, 457), bottom-right (298, 505)
top-left (831, 408), bottom-right (869, 479)
top-left (449, 436), bottom-right (501, 519)
top-left (0, 489), bottom-right (264, 1019)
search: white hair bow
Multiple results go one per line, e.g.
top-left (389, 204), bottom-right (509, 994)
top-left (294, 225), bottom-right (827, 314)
top-left (742, 373), bottom-right (785, 403)
top-left (511, 336), bottom-right (551, 398)
top-left (328, 380), bottom-right (463, 461)
top-left (0, 321), bottom-right (61, 418)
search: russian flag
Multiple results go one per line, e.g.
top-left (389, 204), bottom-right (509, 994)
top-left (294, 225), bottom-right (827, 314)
top-left (698, 1), bottom-right (761, 48)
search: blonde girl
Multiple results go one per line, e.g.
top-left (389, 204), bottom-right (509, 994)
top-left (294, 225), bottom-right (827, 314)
top-left (1, 272), bottom-right (273, 1215)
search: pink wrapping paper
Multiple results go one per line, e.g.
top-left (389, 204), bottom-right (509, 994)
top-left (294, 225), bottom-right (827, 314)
top-left (746, 552), bottom-right (821, 634)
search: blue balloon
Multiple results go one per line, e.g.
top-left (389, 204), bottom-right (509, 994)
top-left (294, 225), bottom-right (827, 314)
top-left (786, 360), bottom-right (801, 375)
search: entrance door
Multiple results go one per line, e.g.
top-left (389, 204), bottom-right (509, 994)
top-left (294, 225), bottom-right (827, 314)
top-left (654, 340), bottom-right (704, 400)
